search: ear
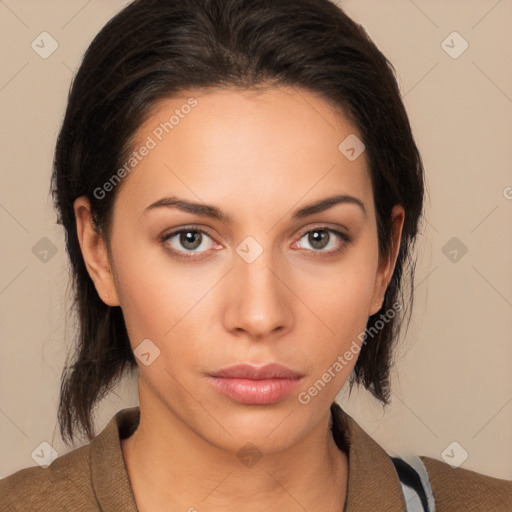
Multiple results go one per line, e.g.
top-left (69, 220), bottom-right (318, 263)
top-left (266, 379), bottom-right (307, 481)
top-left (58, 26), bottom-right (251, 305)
top-left (369, 204), bottom-right (405, 316)
top-left (73, 196), bottom-right (120, 307)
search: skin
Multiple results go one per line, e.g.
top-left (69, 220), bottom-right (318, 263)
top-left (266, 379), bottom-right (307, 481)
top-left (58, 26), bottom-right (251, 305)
top-left (74, 86), bottom-right (404, 512)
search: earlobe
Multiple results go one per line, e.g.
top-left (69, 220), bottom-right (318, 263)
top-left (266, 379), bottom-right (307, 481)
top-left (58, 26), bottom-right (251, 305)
top-left (370, 205), bottom-right (405, 316)
top-left (73, 196), bottom-right (120, 306)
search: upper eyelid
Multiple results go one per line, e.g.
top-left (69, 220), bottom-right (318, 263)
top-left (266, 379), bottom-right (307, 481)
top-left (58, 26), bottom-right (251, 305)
top-left (296, 224), bottom-right (348, 237)
top-left (162, 225), bottom-right (216, 242)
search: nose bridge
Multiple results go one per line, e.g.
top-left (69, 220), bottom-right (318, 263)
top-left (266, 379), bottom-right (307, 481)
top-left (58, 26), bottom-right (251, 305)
top-left (236, 234), bottom-right (281, 305)
top-left (225, 234), bottom-right (292, 337)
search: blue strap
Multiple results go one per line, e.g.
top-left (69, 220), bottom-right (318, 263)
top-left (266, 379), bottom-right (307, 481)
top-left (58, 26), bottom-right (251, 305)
top-left (391, 456), bottom-right (436, 512)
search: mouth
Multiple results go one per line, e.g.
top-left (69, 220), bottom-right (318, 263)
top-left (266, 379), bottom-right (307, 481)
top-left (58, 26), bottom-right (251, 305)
top-left (207, 363), bottom-right (305, 405)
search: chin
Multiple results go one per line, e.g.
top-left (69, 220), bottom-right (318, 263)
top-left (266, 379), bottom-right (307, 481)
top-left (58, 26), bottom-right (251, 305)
top-left (195, 399), bottom-right (313, 453)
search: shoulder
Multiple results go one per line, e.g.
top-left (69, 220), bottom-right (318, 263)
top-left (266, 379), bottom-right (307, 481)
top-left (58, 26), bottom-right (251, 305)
top-left (0, 407), bottom-right (140, 512)
top-left (420, 456), bottom-right (512, 511)
top-left (0, 442), bottom-right (99, 512)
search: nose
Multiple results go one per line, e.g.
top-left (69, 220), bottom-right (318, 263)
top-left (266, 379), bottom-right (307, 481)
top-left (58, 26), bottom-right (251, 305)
top-left (222, 245), bottom-right (294, 341)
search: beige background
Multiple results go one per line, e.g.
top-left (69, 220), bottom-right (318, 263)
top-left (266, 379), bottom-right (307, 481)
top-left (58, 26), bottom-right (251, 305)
top-left (1, 0), bottom-right (511, 481)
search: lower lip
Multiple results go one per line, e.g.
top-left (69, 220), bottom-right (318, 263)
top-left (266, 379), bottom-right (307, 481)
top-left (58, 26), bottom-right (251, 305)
top-left (208, 376), bottom-right (302, 405)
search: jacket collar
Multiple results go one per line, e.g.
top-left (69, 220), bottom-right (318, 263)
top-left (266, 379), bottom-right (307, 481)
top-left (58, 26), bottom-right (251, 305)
top-left (330, 402), bottom-right (407, 511)
top-left (90, 406), bottom-right (139, 511)
top-left (90, 402), bottom-right (407, 512)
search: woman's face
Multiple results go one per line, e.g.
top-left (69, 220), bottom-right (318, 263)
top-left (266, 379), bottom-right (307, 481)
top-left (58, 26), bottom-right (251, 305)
top-left (76, 85), bottom-right (403, 453)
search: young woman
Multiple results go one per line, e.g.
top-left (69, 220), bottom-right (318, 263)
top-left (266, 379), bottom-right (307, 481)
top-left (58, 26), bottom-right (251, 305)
top-left (1, 0), bottom-right (511, 510)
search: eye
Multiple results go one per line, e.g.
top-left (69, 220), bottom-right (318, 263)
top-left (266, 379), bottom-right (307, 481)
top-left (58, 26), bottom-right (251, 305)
top-left (161, 227), bottom-right (218, 260)
top-left (160, 225), bottom-right (351, 261)
top-left (293, 227), bottom-right (351, 255)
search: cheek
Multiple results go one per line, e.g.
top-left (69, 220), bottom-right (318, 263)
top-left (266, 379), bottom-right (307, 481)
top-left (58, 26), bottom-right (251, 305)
top-left (299, 248), bottom-right (377, 324)
top-left (111, 241), bottom-right (177, 345)
top-left (112, 241), bottom-right (217, 359)
top-left (293, 242), bottom-right (378, 371)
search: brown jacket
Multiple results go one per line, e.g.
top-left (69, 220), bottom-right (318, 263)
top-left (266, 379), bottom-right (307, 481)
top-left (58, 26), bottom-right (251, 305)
top-left (1, 402), bottom-right (511, 511)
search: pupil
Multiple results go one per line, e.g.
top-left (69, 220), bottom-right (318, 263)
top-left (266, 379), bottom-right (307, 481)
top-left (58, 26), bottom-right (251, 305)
top-left (310, 230), bottom-right (328, 249)
top-left (181, 231), bottom-right (201, 250)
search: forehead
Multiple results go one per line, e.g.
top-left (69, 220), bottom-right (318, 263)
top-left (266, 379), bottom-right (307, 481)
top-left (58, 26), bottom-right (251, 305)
top-left (114, 86), bottom-right (373, 221)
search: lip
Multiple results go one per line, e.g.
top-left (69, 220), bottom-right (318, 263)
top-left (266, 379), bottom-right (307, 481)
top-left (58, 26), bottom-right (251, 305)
top-left (209, 363), bottom-right (304, 380)
top-left (207, 363), bottom-right (304, 405)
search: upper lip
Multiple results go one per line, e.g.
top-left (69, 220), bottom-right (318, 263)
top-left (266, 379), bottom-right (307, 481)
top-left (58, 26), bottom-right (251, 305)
top-left (209, 363), bottom-right (304, 380)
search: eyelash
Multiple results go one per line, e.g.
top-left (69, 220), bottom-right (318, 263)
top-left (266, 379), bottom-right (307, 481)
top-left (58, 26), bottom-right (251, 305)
top-left (160, 225), bottom-right (351, 261)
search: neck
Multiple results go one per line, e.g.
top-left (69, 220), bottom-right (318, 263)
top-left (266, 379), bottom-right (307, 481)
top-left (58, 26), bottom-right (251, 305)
top-left (121, 394), bottom-right (348, 512)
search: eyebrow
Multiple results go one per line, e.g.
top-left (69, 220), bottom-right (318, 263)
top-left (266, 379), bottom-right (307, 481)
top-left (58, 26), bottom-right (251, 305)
top-left (143, 193), bottom-right (366, 222)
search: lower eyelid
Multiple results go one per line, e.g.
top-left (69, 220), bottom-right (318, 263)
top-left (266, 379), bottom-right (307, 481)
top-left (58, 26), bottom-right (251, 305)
top-left (161, 226), bottom-right (349, 258)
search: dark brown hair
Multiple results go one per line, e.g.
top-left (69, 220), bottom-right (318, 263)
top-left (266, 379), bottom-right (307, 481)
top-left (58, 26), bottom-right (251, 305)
top-left (51, 0), bottom-right (425, 444)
